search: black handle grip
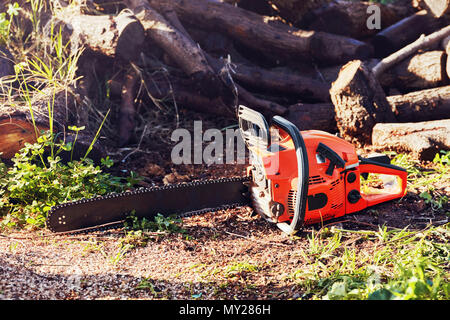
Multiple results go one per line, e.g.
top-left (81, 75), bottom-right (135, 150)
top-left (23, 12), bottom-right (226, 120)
top-left (316, 142), bottom-right (346, 176)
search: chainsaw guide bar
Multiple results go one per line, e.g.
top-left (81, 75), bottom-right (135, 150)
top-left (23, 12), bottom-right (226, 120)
top-left (46, 176), bottom-right (251, 234)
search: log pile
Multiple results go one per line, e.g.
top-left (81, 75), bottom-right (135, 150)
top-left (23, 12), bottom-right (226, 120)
top-left (0, 0), bottom-right (449, 160)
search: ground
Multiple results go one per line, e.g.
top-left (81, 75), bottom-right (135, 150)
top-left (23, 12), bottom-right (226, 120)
top-left (0, 110), bottom-right (448, 300)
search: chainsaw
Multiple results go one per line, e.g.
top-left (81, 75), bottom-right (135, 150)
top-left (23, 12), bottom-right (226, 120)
top-left (47, 106), bottom-right (407, 234)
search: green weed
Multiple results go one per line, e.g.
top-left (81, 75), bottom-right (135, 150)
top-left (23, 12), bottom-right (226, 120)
top-left (124, 212), bottom-right (185, 234)
top-left (120, 212), bottom-right (186, 247)
top-left (289, 225), bottom-right (449, 300)
top-left (0, 131), bottom-right (139, 229)
top-left (389, 151), bottom-right (449, 189)
top-left (224, 261), bottom-right (259, 278)
top-left (0, 2), bottom-right (19, 45)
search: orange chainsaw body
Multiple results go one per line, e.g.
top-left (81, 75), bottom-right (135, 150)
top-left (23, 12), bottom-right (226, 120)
top-left (239, 106), bottom-right (407, 233)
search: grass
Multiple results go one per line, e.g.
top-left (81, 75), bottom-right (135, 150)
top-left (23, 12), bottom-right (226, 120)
top-left (282, 151), bottom-right (449, 300)
top-left (286, 224), bottom-right (449, 300)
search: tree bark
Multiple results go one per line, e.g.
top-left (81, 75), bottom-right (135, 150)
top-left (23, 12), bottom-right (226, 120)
top-left (372, 25), bottom-right (450, 78)
top-left (318, 59), bottom-right (379, 84)
top-left (379, 50), bottom-right (448, 90)
top-left (287, 103), bottom-right (337, 132)
top-left (141, 74), bottom-right (234, 117)
top-left (371, 10), bottom-right (445, 58)
top-left (287, 85), bottom-right (450, 133)
top-left (329, 60), bottom-right (396, 145)
top-left (443, 36), bottom-right (450, 78)
top-left (387, 85), bottom-right (450, 122)
top-left (268, 0), bottom-right (333, 25)
top-left (235, 84), bottom-right (287, 115)
top-left (148, 0), bottom-right (373, 65)
top-left (140, 72), bottom-right (287, 118)
top-left (47, 8), bottom-right (145, 61)
top-left (301, 0), bottom-right (411, 39)
top-left (122, 0), bottom-right (225, 99)
top-left (207, 57), bottom-right (331, 102)
top-left (372, 119), bottom-right (450, 160)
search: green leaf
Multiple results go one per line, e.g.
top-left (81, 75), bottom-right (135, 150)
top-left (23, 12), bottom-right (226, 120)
top-left (368, 288), bottom-right (393, 300)
top-left (419, 191), bottom-right (432, 202)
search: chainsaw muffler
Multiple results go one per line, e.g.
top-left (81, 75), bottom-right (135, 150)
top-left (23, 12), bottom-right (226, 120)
top-left (238, 105), bottom-right (407, 234)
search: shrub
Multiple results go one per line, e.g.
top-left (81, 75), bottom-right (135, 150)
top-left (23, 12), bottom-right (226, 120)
top-left (0, 131), bottom-right (139, 229)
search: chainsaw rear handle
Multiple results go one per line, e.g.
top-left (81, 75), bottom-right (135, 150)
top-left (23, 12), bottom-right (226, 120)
top-left (358, 158), bottom-right (408, 207)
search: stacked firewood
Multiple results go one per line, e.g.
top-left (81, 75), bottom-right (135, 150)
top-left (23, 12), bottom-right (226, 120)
top-left (0, 0), bottom-right (449, 160)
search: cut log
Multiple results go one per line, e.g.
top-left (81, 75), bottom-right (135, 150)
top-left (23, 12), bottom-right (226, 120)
top-left (141, 72), bottom-right (287, 118)
top-left (123, 0), bottom-right (225, 99)
top-left (148, 0), bottom-right (373, 65)
top-left (47, 8), bottom-right (145, 61)
top-left (233, 62), bottom-right (330, 102)
top-left (371, 10), bottom-right (445, 58)
top-left (184, 26), bottom-right (328, 101)
top-left (443, 35), bottom-right (450, 53)
top-left (444, 36), bottom-right (450, 78)
top-left (301, 0), bottom-right (411, 39)
top-left (221, 0), bottom-right (273, 16)
top-left (288, 85), bottom-right (450, 133)
top-left (372, 25), bottom-right (450, 78)
top-left (235, 84), bottom-right (287, 115)
top-left (0, 88), bottom-right (68, 160)
top-left (380, 50), bottom-right (448, 90)
top-left (329, 60), bottom-right (396, 145)
top-left (0, 88), bottom-right (104, 161)
top-left (268, 0), bottom-right (333, 25)
top-left (287, 103), bottom-right (337, 132)
top-left (372, 120), bottom-right (450, 160)
top-left (387, 85), bottom-right (450, 122)
top-left (221, 0), bottom-right (334, 24)
top-left (0, 105), bottom-right (50, 159)
top-left (142, 75), bottom-right (234, 117)
top-left (203, 57), bottom-right (289, 114)
top-left (207, 57), bottom-right (330, 102)
top-left (420, 0), bottom-right (450, 17)
top-left (318, 59), bottom-right (379, 84)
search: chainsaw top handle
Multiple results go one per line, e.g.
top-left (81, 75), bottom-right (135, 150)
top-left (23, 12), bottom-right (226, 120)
top-left (271, 115), bottom-right (309, 234)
